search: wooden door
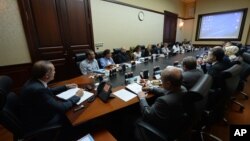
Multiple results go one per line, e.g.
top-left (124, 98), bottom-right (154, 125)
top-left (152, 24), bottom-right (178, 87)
top-left (18, 0), bottom-right (94, 81)
top-left (163, 11), bottom-right (178, 44)
top-left (62, 0), bottom-right (94, 76)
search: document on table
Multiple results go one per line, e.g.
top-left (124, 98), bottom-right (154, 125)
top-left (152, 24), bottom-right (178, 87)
top-left (56, 88), bottom-right (94, 105)
top-left (125, 83), bottom-right (142, 94)
top-left (113, 89), bottom-right (137, 102)
top-left (77, 133), bottom-right (94, 141)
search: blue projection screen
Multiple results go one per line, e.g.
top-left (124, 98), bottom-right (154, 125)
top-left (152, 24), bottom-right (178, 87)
top-left (196, 9), bottom-right (247, 41)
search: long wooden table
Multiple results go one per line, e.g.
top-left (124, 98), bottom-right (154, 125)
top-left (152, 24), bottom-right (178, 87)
top-left (52, 75), bottom-right (144, 126)
top-left (51, 51), bottom-right (201, 126)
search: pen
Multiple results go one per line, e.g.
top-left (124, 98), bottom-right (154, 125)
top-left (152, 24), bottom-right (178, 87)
top-left (74, 104), bottom-right (85, 112)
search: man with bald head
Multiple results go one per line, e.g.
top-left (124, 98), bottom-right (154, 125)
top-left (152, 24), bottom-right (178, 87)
top-left (20, 60), bottom-right (83, 138)
top-left (137, 66), bottom-right (187, 139)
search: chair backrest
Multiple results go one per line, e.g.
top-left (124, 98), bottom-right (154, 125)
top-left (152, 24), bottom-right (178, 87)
top-left (136, 119), bottom-right (167, 141)
top-left (113, 48), bottom-right (121, 54)
top-left (221, 64), bottom-right (242, 94)
top-left (75, 53), bottom-right (86, 67)
top-left (0, 76), bottom-right (24, 137)
top-left (243, 52), bottom-right (250, 64)
top-left (187, 74), bottom-right (213, 122)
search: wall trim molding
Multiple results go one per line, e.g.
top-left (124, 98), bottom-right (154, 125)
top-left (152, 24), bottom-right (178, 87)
top-left (102, 0), bottom-right (164, 15)
top-left (102, 0), bottom-right (194, 20)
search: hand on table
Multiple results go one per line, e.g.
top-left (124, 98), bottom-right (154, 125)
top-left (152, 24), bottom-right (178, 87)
top-left (75, 88), bottom-right (84, 98)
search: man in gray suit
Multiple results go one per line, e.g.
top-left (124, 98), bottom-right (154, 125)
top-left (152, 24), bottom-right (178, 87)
top-left (182, 56), bottom-right (204, 90)
top-left (137, 66), bottom-right (188, 139)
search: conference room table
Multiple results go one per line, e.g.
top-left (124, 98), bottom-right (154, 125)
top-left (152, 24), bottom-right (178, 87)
top-left (51, 50), bottom-right (203, 127)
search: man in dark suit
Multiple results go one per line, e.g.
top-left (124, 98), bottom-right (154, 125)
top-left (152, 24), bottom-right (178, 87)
top-left (206, 47), bottom-right (231, 119)
top-left (207, 46), bottom-right (230, 89)
top-left (137, 66), bottom-right (188, 140)
top-left (117, 47), bottom-right (130, 63)
top-left (182, 56), bottom-right (204, 90)
top-left (20, 60), bottom-right (83, 140)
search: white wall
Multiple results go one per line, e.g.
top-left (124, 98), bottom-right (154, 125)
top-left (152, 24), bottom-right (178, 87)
top-left (183, 19), bottom-right (194, 42)
top-left (91, 0), bottom-right (164, 51)
top-left (176, 18), bottom-right (185, 42)
top-left (0, 0), bottom-right (31, 66)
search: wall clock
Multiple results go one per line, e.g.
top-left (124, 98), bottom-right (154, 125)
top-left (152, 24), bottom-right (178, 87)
top-left (138, 11), bottom-right (144, 21)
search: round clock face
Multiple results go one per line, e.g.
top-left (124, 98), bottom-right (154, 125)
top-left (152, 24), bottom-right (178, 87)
top-left (138, 11), bottom-right (144, 21)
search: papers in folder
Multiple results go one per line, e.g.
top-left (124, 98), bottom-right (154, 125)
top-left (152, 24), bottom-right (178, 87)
top-left (56, 88), bottom-right (94, 105)
top-left (113, 89), bottom-right (137, 102)
top-left (125, 83), bottom-right (142, 94)
top-left (77, 133), bottom-right (94, 141)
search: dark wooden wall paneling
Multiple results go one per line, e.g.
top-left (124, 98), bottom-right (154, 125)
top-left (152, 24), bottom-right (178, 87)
top-left (0, 63), bottom-right (32, 93)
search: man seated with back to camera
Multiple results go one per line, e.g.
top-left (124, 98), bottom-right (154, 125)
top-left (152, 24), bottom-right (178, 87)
top-left (207, 46), bottom-right (231, 89)
top-left (99, 49), bottom-right (115, 69)
top-left (136, 66), bottom-right (189, 140)
top-left (19, 60), bottom-right (84, 141)
top-left (182, 56), bottom-right (204, 90)
top-left (117, 47), bottom-right (130, 63)
top-left (206, 46), bottom-right (231, 120)
top-left (80, 50), bottom-right (99, 75)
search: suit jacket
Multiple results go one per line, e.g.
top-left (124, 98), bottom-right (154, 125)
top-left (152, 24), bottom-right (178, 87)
top-left (208, 61), bottom-right (230, 89)
top-left (20, 79), bottom-right (80, 131)
top-left (182, 69), bottom-right (204, 90)
top-left (117, 52), bottom-right (130, 63)
top-left (139, 86), bottom-right (187, 138)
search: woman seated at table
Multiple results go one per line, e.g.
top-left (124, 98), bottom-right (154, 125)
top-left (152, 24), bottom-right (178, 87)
top-left (133, 45), bottom-right (142, 60)
top-left (99, 49), bottom-right (115, 69)
top-left (79, 50), bottom-right (99, 75)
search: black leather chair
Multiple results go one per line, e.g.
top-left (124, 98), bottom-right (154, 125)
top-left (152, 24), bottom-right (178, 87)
top-left (136, 119), bottom-right (168, 141)
top-left (113, 48), bottom-right (121, 54)
top-left (221, 64), bottom-right (243, 112)
top-left (235, 58), bottom-right (250, 101)
top-left (0, 76), bottom-right (61, 141)
top-left (242, 52), bottom-right (250, 64)
top-left (188, 74), bottom-right (222, 141)
top-left (96, 51), bottom-right (104, 68)
top-left (75, 53), bottom-right (86, 68)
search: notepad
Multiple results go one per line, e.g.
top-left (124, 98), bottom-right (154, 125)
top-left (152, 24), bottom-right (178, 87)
top-left (56, 88), bottom-right (94, 105)
top-left (125, 83), bottom-right (142, 94)
top-left (113, 89), bottom-right (137, 102)
top-left (77, 133), bottom-right (94, 141)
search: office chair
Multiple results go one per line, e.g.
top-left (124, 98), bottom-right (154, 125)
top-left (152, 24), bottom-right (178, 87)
top-left (0, 75), bottom-right (62, 141)
top-left (95, 51), bottom-right (104, 68)
top-left (136, 119), bottom-right (168, 141)
top-left (188, 74), bottom-right (222, 141)
top-left (242, 52), bottom-right (250, 64)
top-left (113, 48), bottom-right (121, 54)
top-left (75, 53), bottom-right (86, 67)
top-left (221, 64), bottom-right (243, 112)
top-left (235, 58), bottom-right (250, 101)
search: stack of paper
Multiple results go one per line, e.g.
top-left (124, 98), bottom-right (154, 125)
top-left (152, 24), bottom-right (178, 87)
top-left (56, 88), bottom-right (94, 105)
top-left (113, 89), bottom-right (137, 102)
top-left (125, 83), bottom-right (142, 94)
